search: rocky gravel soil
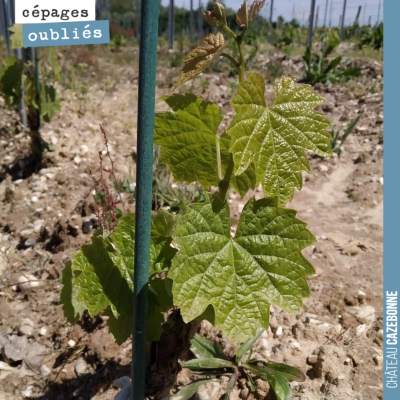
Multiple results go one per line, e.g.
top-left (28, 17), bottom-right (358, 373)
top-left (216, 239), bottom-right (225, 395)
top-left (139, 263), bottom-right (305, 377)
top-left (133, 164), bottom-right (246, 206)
top-left (0, 44), bottom-right (383, 399)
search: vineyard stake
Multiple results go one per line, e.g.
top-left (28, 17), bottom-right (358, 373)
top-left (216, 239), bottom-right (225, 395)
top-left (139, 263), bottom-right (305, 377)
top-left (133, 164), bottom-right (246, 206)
top-left (168, 0), bottom-right (175, 49)
top-left (355, 5), bottom-right (362, 25)
top-left (269, 0), bottom-right (274, 23)
top-left (363, 3), bottom-right (367, 25)
top-left (340, 0), bottom-right (347, 40)
top-left (323, 0), bottom-right (329, 27)
top-left (132, 0), bottom-right (159, 398)
top-left (2, 0), bottom-right (27, 127)
top-left (197, 0), bottom-right (203, 42)
top-left (377, 0), bottom-right (381, 25)
top-left (190, 0), bottom-right (194, 44)
top-left (0, 0), bottom-right (6, 48)
top-left (307, 0), bottom-right (316, 47)
top-left (268, 0), bottom-right (274, 43)
top-left (2, 0), bottom-right (11, 55)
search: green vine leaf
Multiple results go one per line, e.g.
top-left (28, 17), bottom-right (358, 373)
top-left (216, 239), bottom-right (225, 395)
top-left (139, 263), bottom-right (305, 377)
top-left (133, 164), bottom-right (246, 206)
top-left (8, 24), bottom-right (23, 49)
top-left (0, 55), bottom-right (23, 108)
top-left (40, 84), bottom-right (60, 123)
top-left (202, 1), bottom-right (225, 27)
top-left (59, 212), bottom-right (176, 344)
top-left (48, 47), bottom-right (61, 82)
top-left (155, 94), bottom-right (255, 195)
top-left (228, 72), bottom-right (332, 206)
top-left (104, 283), bottom-right (171, 345)
top-left (175, 32), bottom-right (226, 89)
top-left (150, 210), bottom-right (178, 273)
top-left (220, 132), bottom-right (256, 197)
top-left (154, 93), bottom-right (222, 188)
top-left (170, 195), bottom-right (316, 344)
top-left (72, 234), bottom-right (132, 317)
top-left (59, 262), bottom-right (86, 324)
top-left (104, 308), bottom-right (132, 345)
top-left (236, 1), bottom-right (266, 28)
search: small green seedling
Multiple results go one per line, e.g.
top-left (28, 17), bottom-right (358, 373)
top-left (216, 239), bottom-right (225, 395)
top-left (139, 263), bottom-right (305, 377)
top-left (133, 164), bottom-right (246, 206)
top-left (303, 31), bottom-right (361, 85)
top-left (330, 113), bottom-right (363, 156)
top-left (171, 331), bottom-right (306, 400)
top-left (110, 34), bottom-right (128, 52)
top-left (0, 26), bottom-right (60, 154)
top-left (359, 23), bottom-right (383, 50)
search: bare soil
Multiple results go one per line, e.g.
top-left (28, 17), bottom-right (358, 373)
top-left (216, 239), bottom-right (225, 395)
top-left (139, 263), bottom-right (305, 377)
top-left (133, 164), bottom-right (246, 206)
top-left (0, 44), bottom-right (383, 400)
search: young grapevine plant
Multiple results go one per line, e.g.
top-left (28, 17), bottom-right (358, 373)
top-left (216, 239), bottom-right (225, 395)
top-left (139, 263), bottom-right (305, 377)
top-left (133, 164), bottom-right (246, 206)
top-left (60, 1), bottom-right (332, 398)
top-left (0, 25), bottom-right (60, 153)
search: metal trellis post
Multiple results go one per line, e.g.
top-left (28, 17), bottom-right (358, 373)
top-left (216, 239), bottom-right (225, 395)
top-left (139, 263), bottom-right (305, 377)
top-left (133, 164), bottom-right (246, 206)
top-left (377, 0), bottom-right (381, 25)
top-left (268, 0), bottom-right (274, 43)
top-left (307, 0), bottom-right (316, 47)
top-left (198, 0), bottom-right (203, 42)
top-left (355, 6), bottom-right (362, 25)
top-left (131, 0), bottom-right (160, 399)
top-left (363, 3), bottom-right (367, 25)
top-left (323, 0), bottom-right (329, 27)
top-left (0, 0), bottom-right (6, 45)
top-left (340, 0), bottom-right (347, 40)
top-left (269, 0), bottom-right (274, 23)
top-left (3, 0), bottom-right (27, 127)
top-left (168, 0), bottom-right (174, 49)
top-left (2, 0), bottom-right (11, 55)
top-left (190, 0), bottom-right (194, 44)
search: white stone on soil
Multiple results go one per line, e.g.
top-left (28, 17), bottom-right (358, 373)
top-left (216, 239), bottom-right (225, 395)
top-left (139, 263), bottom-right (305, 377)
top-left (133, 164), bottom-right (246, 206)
top-left (274, 326), bottom-right (283, 337)
top-left (20, 229), bottom-right (34, 239)
top-left (80, 145), bottom-right (89, 156)
top-left (19, 318), bottom-right (34, 336)
top-left (0, 361), bottom-right (15, 371)
top-left (355, 324), bottom-right (368, 337)
top-left (21, 385), bottom-right (33, 398)
top-left (289, 340), bottom-right (301, 349)
top-left (353, 305), bottom-right (376, 323)
top-left (74, 357), bottom-right (88, 375)
top-left (38, 326), bottom-right (48, 336)
top-left (18, 274), bottom-right (41, 291)
top-left (40, 364), bottom-right (51, 378)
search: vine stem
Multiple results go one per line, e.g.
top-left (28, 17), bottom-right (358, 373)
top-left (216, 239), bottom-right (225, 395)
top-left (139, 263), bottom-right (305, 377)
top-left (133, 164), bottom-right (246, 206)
top-left (217, 154), bottom-right (234, 201)
top-left (222, 25), bottom-right (246, 83)
top-left (216, 24), bottom-right (247, 202)
top-left (236, 38), bottom-right (246, 83)
top-left (220, 52), bottom-right (240, 72)
top-left (216, 136), bottom-right (222, 180)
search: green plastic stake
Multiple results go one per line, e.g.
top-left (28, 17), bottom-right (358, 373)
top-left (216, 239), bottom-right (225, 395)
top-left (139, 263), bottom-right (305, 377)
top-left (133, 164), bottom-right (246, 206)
top-left (132, 0), bottom-right (160, 399)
